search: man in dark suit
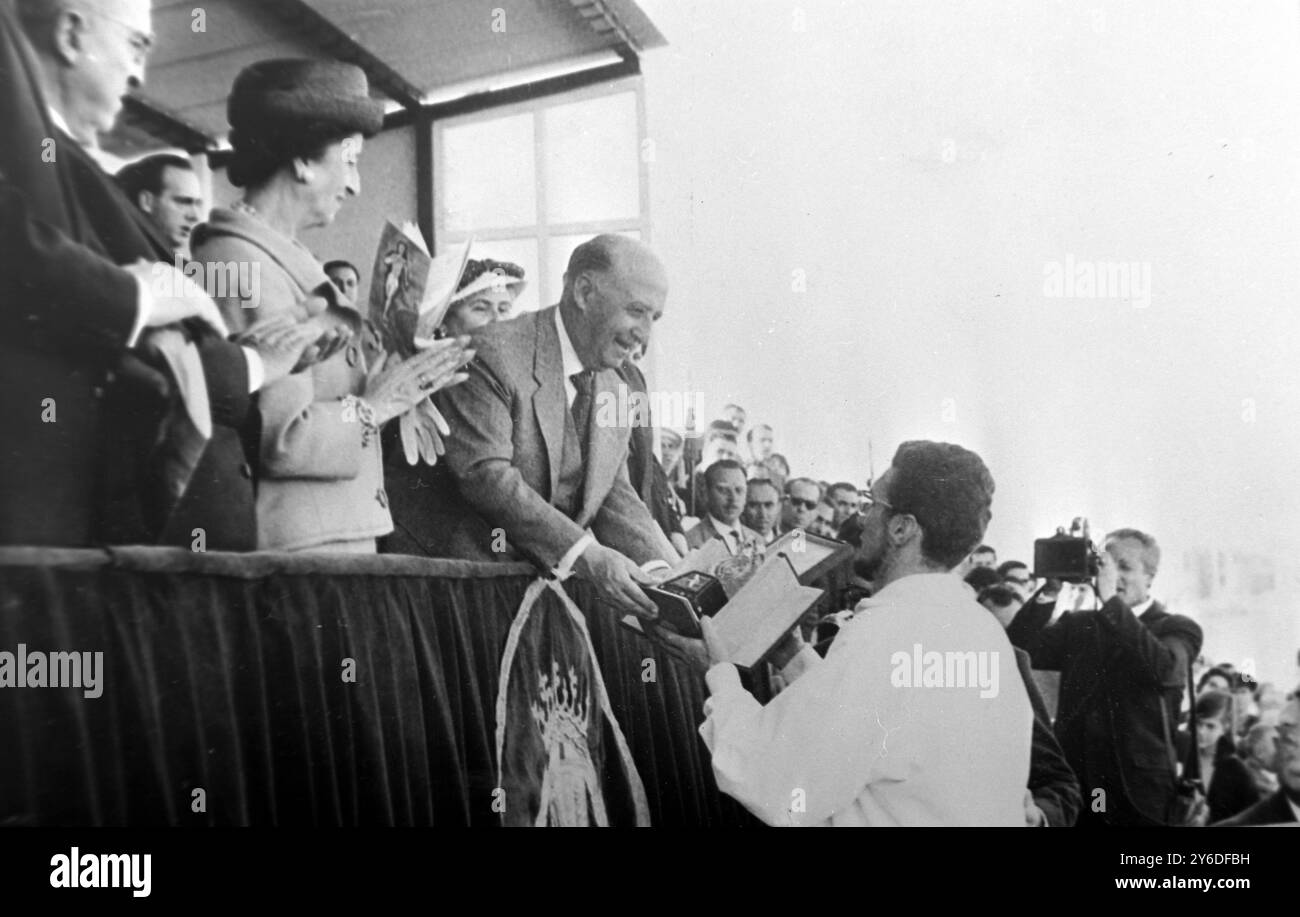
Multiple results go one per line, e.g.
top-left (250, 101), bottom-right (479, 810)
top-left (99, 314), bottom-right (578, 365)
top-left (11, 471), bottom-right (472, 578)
top-left (1214, 695), bottom-right (1300, 826)
top-left (1024, 528), bottom-right (1203, 825)
top-left (115, 152), bottom-right (203, 258)
top-left (741, 477), bottom-right (783, 545)
top-left (684, 459), bottom-right (763, 555)
top-left (617, 356), bottom-right (687, 553)
top-left (981, 584), bottom-right (1082, 826)
top-left (412, 235), bottom-right (678, 619)
top-left (1, 0), bottom-right (312, 548)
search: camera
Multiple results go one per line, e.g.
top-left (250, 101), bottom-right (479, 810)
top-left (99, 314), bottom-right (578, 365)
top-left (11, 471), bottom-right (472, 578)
top-left (1033, 517), bottom-right (1100, 584)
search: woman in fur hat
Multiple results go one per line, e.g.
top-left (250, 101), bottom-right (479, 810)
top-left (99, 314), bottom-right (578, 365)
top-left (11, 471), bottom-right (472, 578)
top-left (193, 59), bottom-right (471, 553)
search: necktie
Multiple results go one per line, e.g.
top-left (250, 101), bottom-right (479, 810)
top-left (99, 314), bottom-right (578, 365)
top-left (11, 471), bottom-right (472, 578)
top-left (570, 370), bottom-right (595, 457)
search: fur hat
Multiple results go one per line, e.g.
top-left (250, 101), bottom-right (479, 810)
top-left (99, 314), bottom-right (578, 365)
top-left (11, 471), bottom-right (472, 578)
top-left (228, 59), bottom-right (386, 141)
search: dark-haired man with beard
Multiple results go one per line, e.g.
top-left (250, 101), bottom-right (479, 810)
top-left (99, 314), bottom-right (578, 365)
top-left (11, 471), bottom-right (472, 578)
top-left (671, 441), bottom-right (1031, 825)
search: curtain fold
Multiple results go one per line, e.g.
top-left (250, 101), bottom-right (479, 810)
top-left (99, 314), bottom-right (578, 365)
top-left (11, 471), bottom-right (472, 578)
top-left (0, 549), bottom-right (754, 827)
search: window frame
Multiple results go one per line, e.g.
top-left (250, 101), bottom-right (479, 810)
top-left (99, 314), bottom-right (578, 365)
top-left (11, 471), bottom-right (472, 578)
top-left (431, 75), bottom-right (652, 310)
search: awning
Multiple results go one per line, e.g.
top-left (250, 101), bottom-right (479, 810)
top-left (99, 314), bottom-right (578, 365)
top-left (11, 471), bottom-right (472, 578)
top-left (110, 0), bottom-right (665, 155)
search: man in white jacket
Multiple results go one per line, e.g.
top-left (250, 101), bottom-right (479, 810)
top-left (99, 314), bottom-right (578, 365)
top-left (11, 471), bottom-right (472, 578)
top-left (686, 440), bottom-right (1032, 826)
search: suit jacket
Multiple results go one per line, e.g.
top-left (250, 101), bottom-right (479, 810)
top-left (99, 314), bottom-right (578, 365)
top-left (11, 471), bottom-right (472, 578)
top-left (193, 208), bottom-right (389, 551)
top-left (683, 515), bottom-right (763, 554)
top-left (1212, 789), bottom-right (1298, 827)
top-left (1203, 753), bottom-right (1262, 824)
top-left (389, 306), bottom-right (676, 568)
top-left (0, 2), bottom-right (254, 548)
top-left (619, 360), bottom-right (655, 502)
top-left (1015, 647), bottom-right (1082, 827)
top-left (1027, 598), bottom-right (1203, 825)
top-left (617, 359), bottom-right (684, 543)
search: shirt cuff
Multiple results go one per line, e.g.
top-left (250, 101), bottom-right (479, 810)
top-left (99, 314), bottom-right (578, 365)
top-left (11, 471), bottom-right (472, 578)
top-left (640, 559), bottom-right (671, 575)
top-left (554, 532), bottom-right (596, 581)
top-left (127, 273), bottom-right (152, 348)
top-left (704, 661), bottom-right (743, 696)
top-left (242, 347), bottom-right (265, 393)
top-left (779, 645), bottom-right (821, 683)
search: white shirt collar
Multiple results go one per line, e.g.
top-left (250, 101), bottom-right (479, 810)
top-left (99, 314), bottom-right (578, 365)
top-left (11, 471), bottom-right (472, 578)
top-left (47, 104), bottom-right (119, 171)
top-left (853, 572), bottom-right (974, 616)
top-left (554, 307), bottom-right (585, 407)
top-left (1289, 795), bottom-right (1300, 823)
top-left (47, 105), bottom-right (75, 139)
top-left (1130, 597), bottom-right (1155, 616)
top-left (709, 515), bottom-right (740, 533)
top-left (708, 515), bottom-right (743, 550)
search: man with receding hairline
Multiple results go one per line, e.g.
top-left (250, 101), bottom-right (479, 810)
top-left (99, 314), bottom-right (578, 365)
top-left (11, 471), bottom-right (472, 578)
top-left (1025, 527), bottom-right (1203, 825)
top-left (1, 0), bottom-right (315, 547)
top-left (410, 234), bottom-right (679, 620)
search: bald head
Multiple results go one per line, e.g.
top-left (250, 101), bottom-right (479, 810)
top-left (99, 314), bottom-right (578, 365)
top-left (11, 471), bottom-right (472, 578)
top-left (560, 234), bottom-right (669, 370)
top-left (18, 0), bottom-right (154, 143)
top-left (564, 234), bottom-right (667, 296)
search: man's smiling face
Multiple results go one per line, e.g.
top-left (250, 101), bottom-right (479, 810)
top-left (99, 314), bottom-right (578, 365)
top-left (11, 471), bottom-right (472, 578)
top-left (571, 247), bottom-right (667, 369)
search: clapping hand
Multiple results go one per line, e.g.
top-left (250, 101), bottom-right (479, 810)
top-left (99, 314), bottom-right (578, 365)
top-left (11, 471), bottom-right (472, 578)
top-left (127, 259), bottom-right (228, 336)
top-left (362, 336), bottom-right (472, 427)
top-left (235, 315), bottom-right (321, 386)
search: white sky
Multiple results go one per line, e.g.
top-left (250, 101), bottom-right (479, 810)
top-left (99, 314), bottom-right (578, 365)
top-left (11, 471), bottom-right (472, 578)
top-left (636, 1), bottom-right (1300, 663)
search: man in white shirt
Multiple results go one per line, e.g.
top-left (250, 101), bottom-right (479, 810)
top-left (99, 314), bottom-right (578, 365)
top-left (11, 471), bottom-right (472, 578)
top-left (672, 440), bottom-right (1032, 826)
top-left (684, 460), bottom-right (763, 555)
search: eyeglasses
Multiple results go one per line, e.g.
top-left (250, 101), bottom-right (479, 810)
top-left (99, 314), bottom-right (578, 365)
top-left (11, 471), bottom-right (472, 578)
top-left (788, 498), bottom-right (818, 510)
top-left (1005, 574), bottom-right (1033, 586)
top-left (73, 6), bottom-right (155, 60)
top-left (863, 493), bottom-right (893, 512)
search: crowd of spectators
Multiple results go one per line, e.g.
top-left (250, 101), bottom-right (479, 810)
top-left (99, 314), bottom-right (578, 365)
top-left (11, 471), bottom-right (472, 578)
top-left (2, 0), bottom-right (1295, 828)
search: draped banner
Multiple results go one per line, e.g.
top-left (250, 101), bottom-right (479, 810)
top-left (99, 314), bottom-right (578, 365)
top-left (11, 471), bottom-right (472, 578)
top-left (0, 548), bottom-right (756, 827)
top-left (495, 578), bottom-right (650, 826)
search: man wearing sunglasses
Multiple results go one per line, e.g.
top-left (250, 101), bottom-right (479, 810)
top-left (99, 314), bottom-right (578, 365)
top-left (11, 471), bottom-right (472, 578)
top-left (783, 477), bottom-right (823, 531)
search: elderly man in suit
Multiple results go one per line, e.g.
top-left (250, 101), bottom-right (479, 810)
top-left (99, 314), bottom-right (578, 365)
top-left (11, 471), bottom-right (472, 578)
top-left (684, 459), bottom-right (763, 555)
top-left (1023, 528), bottom-right (1203, 825)
top-left (0, 0), bottom-right (316, 548)
top-left (424, 234), bottom-right (678, 619)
